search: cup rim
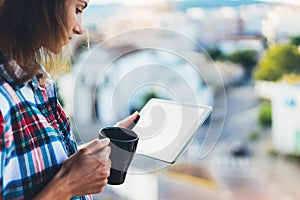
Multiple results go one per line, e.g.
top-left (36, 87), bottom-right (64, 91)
top-left (99, 127), bottom-right (139, 143)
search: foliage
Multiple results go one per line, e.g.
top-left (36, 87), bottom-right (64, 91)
top-left (227, 50), bottom-right (258, 70)
top-left (285, 153), bottom-right (300, 162)
top-left (206, 47), bottom-right (258, 69)
top-left (258, 101), bottom-right (272, 128)
top-left (206, 48), bottom-right (258, 79)
top-left (254, 44), bottom-right (300, 81)
top-left (290, 35), bottom-right (300, 46)
top-left (248, 130), bottom-right (261, 142)
top-left (206, 47), bottom-right (225, 61)
top-left (268, 148), bottom-right (279, 157)
top-left (281, 74), bottom-right (300, 84)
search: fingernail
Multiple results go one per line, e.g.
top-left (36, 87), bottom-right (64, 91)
top-left (132, 111), bottom-right (138, 116)
top-left (133, 114), bottom-right (140, 124)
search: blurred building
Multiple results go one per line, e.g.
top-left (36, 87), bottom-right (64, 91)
top-left (262, 5), bottom-right (300, 44)
top-left (64, 47), bottom-right (212, 127)
top-left (272, 83), bottom-right (300, 154)
top-left (60, 3), bottom-right (252, 124)
top-left (184, 5), bottom-right (271, 54)
top-left (81, 3), bottom-right (283, 54)
top-left (255, 81), bottom-right (300, 154)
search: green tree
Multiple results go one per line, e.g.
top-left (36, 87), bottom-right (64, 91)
top-left (206, 47), bottom-right (225, 61)
top-left (227, 50), bottom-right (258, 78)
top-left (254, 44), bottom-right (300, 81)
top-left (227, 50), bottom-right (258, 69)
top-left (258, 101), bottom-right (272, 128)
top-left (290, 35), bottom-right (300, 46)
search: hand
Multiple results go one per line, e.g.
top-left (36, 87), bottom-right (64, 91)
top-left (114, 111), bottom-right (139, 129)
top-left (57, 139), bottom-right (111, 197)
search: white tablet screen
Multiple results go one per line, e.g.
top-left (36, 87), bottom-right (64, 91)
top-left (133, 98), bottom-right (212, 163)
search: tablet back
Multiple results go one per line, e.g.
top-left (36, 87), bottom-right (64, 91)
top-left (133, 98), bottom-right (212, 163)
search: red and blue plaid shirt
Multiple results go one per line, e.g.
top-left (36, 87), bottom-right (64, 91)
top-left (0, 58), bottom-right (92, 200)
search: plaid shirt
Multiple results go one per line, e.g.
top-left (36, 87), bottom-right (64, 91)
top-left (0, 59), bottom-right (92, 200)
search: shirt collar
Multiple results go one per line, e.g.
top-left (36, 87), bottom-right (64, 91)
top-left (31, 67), bottom-right (47, 90)
top-left (0, 60), bottom-right (27, 88)
top-left (0, 58), bottom-right (45, 90)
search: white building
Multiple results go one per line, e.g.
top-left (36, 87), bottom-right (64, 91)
top-left (271, 83), bottom-right (300, 154)
top-left (255, 81), bottom-right (300, 154)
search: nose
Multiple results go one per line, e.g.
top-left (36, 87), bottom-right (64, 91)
top-left (73, 24), bottom-right (83, 35)
top-left (73, 16), bottom-right (83, 35)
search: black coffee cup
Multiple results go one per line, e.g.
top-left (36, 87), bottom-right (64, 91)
top-left (99, 127), bottom-right (139, 185)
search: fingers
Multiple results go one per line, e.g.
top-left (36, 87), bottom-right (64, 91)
top-left (100, 159), bottom-right (111, 177)
top-left (83, 138), bottom-right (110, 154)
top-left (78, 139), bottom-right (111, 167)
top-left (128, 111), bottom-right (140, 129)
top-left (93, 177), bottom-right (109, 194)
top-left (95, 146), bottom-right (111, 165)
top-left (130, 111), bottom-right (139, 121)
top-left (115, 111), bottom-right (140, 129)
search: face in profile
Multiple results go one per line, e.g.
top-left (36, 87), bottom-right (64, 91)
top-left (65, 0), bottom-right (89, 41)
top-left (47, 0), bottom-right (89, 53)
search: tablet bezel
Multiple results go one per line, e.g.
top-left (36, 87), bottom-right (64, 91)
top-left (133, 98), bottom-right (212, 164)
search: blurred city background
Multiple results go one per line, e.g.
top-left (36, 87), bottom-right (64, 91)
top-left (55, 0), bottom-right (300, 199)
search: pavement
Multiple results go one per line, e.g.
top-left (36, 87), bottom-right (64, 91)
top-left (254, 133), bottom-right (300, 199)
top-left (206, 135), bottom-right (300, 200)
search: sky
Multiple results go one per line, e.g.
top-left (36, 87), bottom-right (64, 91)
top-left (263, 0), bottom-right (300, 5)
top-left (89, 0), bottom-right (300, 6)
top-left (90, 0), bottom-right (166, 6)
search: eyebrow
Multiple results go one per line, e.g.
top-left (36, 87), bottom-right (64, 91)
top-left (79, 0), bottom-right (88, 9)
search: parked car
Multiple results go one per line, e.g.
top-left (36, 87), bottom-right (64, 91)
top-left (230, 140), bottom-right (251, 157)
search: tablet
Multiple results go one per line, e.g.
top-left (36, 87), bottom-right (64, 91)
top-left (132, 98), bottom-right (212, 164)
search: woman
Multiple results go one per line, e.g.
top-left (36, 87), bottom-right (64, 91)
top-left (0, 0), bottom-right (139, 199)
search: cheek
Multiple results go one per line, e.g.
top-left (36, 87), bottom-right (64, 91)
top-left (66, 11), bottom-right (76, 32)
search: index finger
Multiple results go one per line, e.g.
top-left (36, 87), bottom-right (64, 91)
top-left (114, 111), bottom-right (139, 129)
